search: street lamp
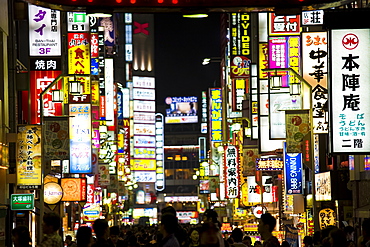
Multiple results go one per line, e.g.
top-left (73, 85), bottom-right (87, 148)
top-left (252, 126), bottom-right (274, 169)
top-left (69, 79), bottom-right (83, 95)
top-left (51, 89), bottom-right (63, 102)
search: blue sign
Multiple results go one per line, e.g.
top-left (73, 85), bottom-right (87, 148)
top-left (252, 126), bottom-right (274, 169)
top-left (284, 143), bottom-right (303, 194)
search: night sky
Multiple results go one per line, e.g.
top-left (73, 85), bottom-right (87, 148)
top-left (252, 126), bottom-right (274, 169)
top-left (154, 13), bottom-right (222, 104)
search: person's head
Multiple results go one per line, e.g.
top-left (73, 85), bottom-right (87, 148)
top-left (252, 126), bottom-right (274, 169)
top-left (160, 213), bottom-right (178, 236)
top-left (203, 209), bottom-right (218, 224)
top-left (281, 240), bottom-right (290, 247)
top-left (199, 222), bottom-right (220, 247)
top-left (161, 206), bottom-right (177, 216)
top-left (76, 226), bottom-right (93, 247)
top-left (93, 219), bottom-right (109, 240)
top-left (231, 228), bottom-right (244, 243)
top-left (12, 225), bottom-right (31, 247)
top-left (344, 226), bottom-right (355, 241)
top-left (189, 228), bottom-right (200, 243)
top-left (65, 235), bottom-right (73, 245)
top-left (303, 236), bottom-right (313, 246)
top-left (329, 228), bottom-right (347, 247)
top-left (242, 235), bottom-right (252, 247)
top-left (42, 212), bottom-right (61, 234)
top-left (258, 213), bottom-right (276, 239)
top-left (254, 240), bottom-right (262, 247)
top-left (109, 226), bottom-right (120, 244)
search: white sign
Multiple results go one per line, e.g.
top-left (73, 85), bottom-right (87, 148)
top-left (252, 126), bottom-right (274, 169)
top-left (247, 176), bottom-right (273, 203)
top-left (134, 136), bottom-right (156, 147)
top-left (134, 112), bottom-right (156, 123)
top-left (133, 171), bottom-right (156, 183)
top-left (67, 12), bottom-right (89, 32)
top-left (134, 100), bottom-right (156, 112)
top-left (134, 124), bottom-right (155, 135)
top-left (29, 4), bottom-right (61, 56)
top-left (315, 172), bottom-right (331, 201)
top-left (224, 145), bottom-right (239, 199)
top-left (165, 196), bottom-right (199, 202)
top-left (331, 29), bottom-right (370, 153)
top-left (105, 58), bottom-right (114, 125)
top-left (133, 88), bottom-right (155, 100)
top-left (302, 10), bottom-right (324, 25)
top-left (133, 76), bottom-right (155, 89)
top-left (302, 32), bottom-right (328, 134)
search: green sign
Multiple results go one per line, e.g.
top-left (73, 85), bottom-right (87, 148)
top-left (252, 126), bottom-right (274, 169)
top-left (11, 194), bottom-right (34, 210)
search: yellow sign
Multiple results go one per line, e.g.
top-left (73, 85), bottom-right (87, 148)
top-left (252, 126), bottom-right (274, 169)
top-left (16, 125), bottom-right (42, 189)
top-left (131, 159), bottom-right (156, 171)
top-left (68, 33), bottom-right (90, 75)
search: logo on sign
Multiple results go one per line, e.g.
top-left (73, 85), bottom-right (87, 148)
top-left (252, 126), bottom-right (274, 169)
top-left (342, 33), bottom-right (359, 50)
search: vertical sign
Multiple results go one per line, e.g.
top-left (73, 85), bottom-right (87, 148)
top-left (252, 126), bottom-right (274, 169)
top-left (331, 29), bottom-right (370, 153)
top-left (284, 143), bottom-right (303, 195)
top-left (29, 4), bottom-right (61, 56)
top-left (17, 125), bottom-right (42, 189)
top-left (210, 88), bottom-right (222, 142)
top-left (302, 32), bottom-right (328, 133)
top-left (155, 114), bottom-right (164, 191)
top-left (68, 33), bottom-right (90, 74)
top-left (69, 104), bottom-right (92, 173)
top-left (285, 110), bottom-right (310, 153)
top-left (230, 13), bottom-right (251, 79)
top-left (105, 58), bottom-right (114, 125)
top-left (201, 91), bottom-right (208, 134)
top-left (224, 145), bottom-right (240, 199)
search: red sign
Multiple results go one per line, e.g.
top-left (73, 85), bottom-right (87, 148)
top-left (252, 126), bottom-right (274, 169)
top-left (269, 13), bottom-right (300, 36)
top-left (30, 70), bottom-right (62, 124)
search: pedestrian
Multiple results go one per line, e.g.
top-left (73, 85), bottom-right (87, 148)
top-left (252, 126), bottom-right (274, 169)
top-left (230, 228), bottom-right (247, 247)
top-left (159, 213), bottom-right (180, 247)
top-left (202, 209), bottom-right (225, 247)
top-left (280, 241), bottom-right (290, 247)
top-left (242, 236), bottom-right (252, 247)
top-left (188, 228), bottom-right (200, 247)
top-left (91, 219), bottom-right (111, 247)
top-left (303, 236), bottom-right (313, 247)
top-left (76, 226), bottom-right (94, 247)
top-left (328, 228), bottom-right (347, 247)
top-left (199, 221), bottom-right (222, 247)
top-left (253, 241), bottom-right (262, 247)
top-left (12, 225), bottom-right (32, 247)
top-left (343, 226), bottom-right (355, 247)
top-left (37, 212), bottom-right (63, 247)
top-left (161, 206), bottom-right (188, 247)
top-left (109, 226), bottom-right (125, 247)
top-left (257, 213), bottom-right (280, 247)
top-left (65, 235), bottom-right (77, 247)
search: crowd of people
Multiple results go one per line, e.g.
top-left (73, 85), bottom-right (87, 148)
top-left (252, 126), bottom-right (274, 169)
top-left (10, 208), bottom-right (370, 247)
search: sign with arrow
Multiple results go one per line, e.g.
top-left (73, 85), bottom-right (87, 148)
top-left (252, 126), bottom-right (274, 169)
top-left (11, 194), bottom-right (34, 210)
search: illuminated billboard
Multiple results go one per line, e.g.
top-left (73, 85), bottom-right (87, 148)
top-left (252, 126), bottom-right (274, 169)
top-left (165, 96), bottom-right (198, 124)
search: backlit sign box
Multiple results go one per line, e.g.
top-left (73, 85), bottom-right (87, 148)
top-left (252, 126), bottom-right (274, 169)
top-left (165, 96), bottom-right (198, 124)
top-left (69, 104), bottom-right (92, 173)
top-left (256, 158), bottom-right (283, 171)
top-left (315, 172), bottom-right (331, 201)
top-left (331, 29), bottom-right (370, 153)
top-left (29, 4), bottom-right (61, 56)
top-left (11, 194), bottom-right (34, 210)
top-left (284, 151), bottom-right (303, 195)
top-left (210, 88), bottom-right (222, 142)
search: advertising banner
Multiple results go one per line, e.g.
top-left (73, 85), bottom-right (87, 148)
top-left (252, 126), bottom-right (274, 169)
top-left (331, 29), bottom-right (370, 153)
top-left (11, 194), bottom-right (34, 210)
top-left (134, 171), bottom-right (156, 183)
top-left (68, 33), bottom-right (90, 75)
top-left (17, 125), bottom-right (42, 189)
top-left (164, 96), bottom-right (198, 124)
top-left (230, 13), bottom-right (252, 79)
top-left (61, 178), bottom-right (87, 201)
top-left (315, 171), bottom-right (331, 201)
top-left (246, 176), bottom-right (273, 203)
top-left (224, 145), bottom-right (240, 199)
top-left (69, 104), bottom-right (92, 173)
top-left (302, 32), bottom-right (328, 133)
top-left (210, 88), bottom-right (222, 142)
top-left (285, 110), bottom-right (310, 153)
top-left (284, 144), bottom-right (303, 195)
top-left (43, 117), bottom-right (69, 164)
top-left (29, 4), bottom-right (61, 56)
top-left (29, 69), bottom-right (62, 125)
top-left (131, 159), bottom-right (156, 171)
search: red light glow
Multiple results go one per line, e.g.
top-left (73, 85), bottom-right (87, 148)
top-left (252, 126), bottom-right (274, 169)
top-left (172, 0), bottom-right (178, 4)
top-left (130, 0), bottom-right (136, 3)
top-left (158, 0), bottom-right (164, 3)
top-left (116, 0), bottom-right (122, 2)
